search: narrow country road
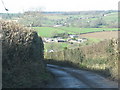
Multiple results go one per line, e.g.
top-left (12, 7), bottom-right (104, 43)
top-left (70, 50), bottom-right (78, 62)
top-left (46, 64), bottom-right (118, 88)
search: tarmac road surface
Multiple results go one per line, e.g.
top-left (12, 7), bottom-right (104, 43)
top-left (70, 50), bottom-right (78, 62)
top-left (46, 64), bottom-right (118, 89)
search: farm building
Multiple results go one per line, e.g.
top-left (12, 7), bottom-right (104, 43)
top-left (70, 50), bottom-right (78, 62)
top-left (69, 35), bottom-right (78, 38)
top-left (58, 39), bottom-right (66, 42)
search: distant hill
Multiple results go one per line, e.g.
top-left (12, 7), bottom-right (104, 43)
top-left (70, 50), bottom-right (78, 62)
top-left (42, 10), bottom-right (117, 15)
top-left (0, 10), bottom-right (118, 28)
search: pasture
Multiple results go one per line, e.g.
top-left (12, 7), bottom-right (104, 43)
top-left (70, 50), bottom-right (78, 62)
top-left (33, 27), bottom-right (118, 37)
top-left (33, 27), bottom-right (66, 37)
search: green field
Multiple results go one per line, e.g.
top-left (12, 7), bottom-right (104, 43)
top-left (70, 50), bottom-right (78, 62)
top-left (44, 12), bottom-right (117, 21)
top-left (33, 27), bottom-right (118, 37)
top-left (44, 42), bottom-right (69, 52)
top-left (57, 27), bottom-right (117, 33)
top-left (43, 12), bottom-right (118, 28)
top-left (33, 27), bottom-right (66, 37)
top-left (103, 12), bottom-right (118, 22)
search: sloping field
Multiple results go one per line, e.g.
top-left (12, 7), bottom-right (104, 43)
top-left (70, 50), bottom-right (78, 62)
top-left (33, 27), bottom-right (66, 37)
top-left (80, 31), bottom-right (119, 40)
top-left (57, 27), bottom-right (117, 34)
top-left (33, 27), bottom-right (118, 37)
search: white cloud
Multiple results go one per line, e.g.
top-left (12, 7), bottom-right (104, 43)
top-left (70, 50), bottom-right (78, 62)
top-left (0, 0), bottom-right (119, 13)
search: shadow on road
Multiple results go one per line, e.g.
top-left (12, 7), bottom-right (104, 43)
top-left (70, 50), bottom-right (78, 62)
top-left (45, 59), bottom-right (115, 82)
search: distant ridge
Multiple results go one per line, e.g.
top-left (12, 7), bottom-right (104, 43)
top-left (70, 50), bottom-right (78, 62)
top-left (42, 10), bottom-right (117, 15)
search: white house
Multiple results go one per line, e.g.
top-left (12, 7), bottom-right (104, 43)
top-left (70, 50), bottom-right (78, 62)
top-left (48, 50), bottom-right (54, 52)
top-left (69, 35), bottom-right (78, 38)
top-left (53, 25), bottom-right (63, 27)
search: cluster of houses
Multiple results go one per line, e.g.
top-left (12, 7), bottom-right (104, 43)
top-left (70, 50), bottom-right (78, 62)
top-left (42, 34), bottom-right (87, 44)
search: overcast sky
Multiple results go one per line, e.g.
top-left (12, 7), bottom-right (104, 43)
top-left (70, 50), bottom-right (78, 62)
top-left (0, 0), bottom-right (119, 13)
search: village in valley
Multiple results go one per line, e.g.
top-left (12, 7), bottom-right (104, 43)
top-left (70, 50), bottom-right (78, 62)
top-left (42, 34), bottom-right (88, 44)
top-left (42, 33), bottom-right (89, 52)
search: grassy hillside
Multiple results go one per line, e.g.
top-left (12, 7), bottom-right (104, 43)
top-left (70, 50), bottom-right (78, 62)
top-left (33, 27), bottom-right (118, 37)
top-left (44, 12), bottom-right (117, 21)
top-left (42, 12), bottom-right (118, 28)
top-left (45, 39), bottom-right (118, 81)
top-left (3, 11), bottom-right (117, 28)
top-left (57, 27), bottom-right (117, 34)
top-left (33, 27), bottom-right (66, 37)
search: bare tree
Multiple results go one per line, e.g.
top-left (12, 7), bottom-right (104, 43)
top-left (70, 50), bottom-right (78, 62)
top-left (20, 8), bottom-right (43, 27)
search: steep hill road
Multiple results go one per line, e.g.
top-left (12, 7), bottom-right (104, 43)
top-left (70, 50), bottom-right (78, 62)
top-left (46, 64), bottom-right (118, 88)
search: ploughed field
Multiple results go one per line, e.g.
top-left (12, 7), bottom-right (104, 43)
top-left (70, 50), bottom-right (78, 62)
top-left (80, 31), bottom-right (119, 40)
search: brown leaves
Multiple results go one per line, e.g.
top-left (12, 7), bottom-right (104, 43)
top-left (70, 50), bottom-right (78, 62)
top-left (2, 20), bottom-right (45, 88)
